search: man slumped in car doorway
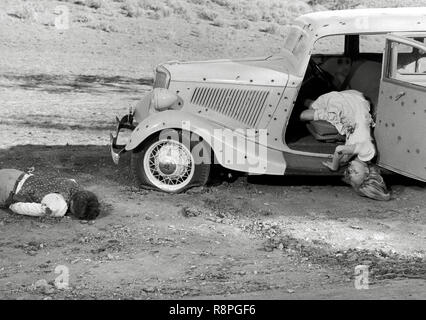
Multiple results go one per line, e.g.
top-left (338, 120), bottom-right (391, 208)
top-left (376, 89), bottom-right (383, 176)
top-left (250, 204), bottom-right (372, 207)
top-left (300, 90), bottom-right (391, 201)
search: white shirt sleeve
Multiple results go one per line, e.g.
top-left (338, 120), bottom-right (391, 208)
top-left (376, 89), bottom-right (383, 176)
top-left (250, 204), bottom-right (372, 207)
top-left (354, 140), bottom-right (376, 162)
top-left (311, 95), bottom-right (328, 121)
top-left (9, 193), bottom-right (68, 217)
top-left (9, 202), bottom-right (47, 217)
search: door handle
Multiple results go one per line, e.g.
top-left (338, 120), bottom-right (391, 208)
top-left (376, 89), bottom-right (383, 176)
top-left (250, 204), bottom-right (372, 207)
top-left (395, 91), bottom-right (406, 101)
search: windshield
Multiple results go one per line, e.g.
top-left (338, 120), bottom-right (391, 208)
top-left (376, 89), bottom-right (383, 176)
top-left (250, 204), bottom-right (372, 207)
top-left (283, 25), bottom-right (310, 61)
top-left (273, 25), bottom-right (311, 75)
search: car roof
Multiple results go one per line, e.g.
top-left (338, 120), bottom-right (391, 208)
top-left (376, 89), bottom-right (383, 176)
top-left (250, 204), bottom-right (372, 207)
top-left (295, 7), bottom-right (426, 38)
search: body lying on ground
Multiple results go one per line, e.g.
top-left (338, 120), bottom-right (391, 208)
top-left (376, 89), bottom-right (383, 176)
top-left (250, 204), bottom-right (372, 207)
top-left (0, 168), bottom-right (100, 219)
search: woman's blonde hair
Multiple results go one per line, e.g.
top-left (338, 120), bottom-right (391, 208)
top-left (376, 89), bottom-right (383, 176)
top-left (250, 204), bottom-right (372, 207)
top-left (344, 162), bottom-right (391, 201)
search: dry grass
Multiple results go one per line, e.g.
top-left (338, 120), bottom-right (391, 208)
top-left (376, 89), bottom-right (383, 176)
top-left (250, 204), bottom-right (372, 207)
top-left (210, 0), bottom-right (233, 6)
top-left (73, 13), bottom-right (92, 23)
top-left (232, 19), bottom-right (250, 30)
top-left (86, 0), bottom-right (105, 9)
top-left (7, 0), bottom-right (426, 30)
top-left (259, 22), bottom-right (280, 35)
top-left (198, 8), bottom-right (218, 21)
top-left (211, 17), bottom-right (226, 27)
top-left (88, 21), bottom-right (119, 32)
top-left (120, 1), bottom-right (143, 17)
top-left (7, 3), bottom-right (37, 21)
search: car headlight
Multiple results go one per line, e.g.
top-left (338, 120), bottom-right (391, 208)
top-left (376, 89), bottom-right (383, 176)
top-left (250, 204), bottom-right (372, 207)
top-left (150, 88), bottom-right (180, 111)
top-left (153, 65), bottom-right (171, 89)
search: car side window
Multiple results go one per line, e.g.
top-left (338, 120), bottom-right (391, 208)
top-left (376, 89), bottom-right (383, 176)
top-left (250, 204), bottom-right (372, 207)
top-left (360, 34), bottom-right (385, 53)
top-left (386, 38), bottom-right (426, 87)
top-left (396, 43), bottom-right (426, 75)
top-left (312, 35), bottom-right (345, 55)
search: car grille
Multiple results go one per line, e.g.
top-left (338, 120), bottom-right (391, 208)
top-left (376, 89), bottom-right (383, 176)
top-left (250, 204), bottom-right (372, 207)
top-left (153, 71), bottom-right (168, 88)
top-left (190, 87), bottom-right (270, 127)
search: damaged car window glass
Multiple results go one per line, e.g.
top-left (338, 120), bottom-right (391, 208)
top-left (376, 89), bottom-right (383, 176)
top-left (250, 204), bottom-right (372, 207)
top-left (397, 44), bottom-right (426, 75)
top-left (391, 40), bottom-right (426, 87)
top-left (397, 42), bottom-right (426, 74)
top-left (283, 26), bottom-right (309, 61)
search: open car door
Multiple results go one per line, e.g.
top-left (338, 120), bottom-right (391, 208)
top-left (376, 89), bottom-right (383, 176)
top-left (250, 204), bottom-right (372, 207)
top-left (374, 33), bottom-right (426, 182)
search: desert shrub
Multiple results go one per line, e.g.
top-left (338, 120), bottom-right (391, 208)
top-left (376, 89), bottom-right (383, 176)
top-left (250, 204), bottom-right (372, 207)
top-left (120, 1), bottom-right (143, 17)
top-left (164, 0), bottom-right (185, 11)
top-left (198, 8), bottom-right (218, 21)
top-left (261, 11), bottom-right (273, 23)
top-left (226, 0), bottom-right (312, 26)
top-left (137, 0), bottom-right (159, 10)
top-left (311, 4), bottom-right (328, 11)
top-left (233, 19), bottom-right (250, 30)
top-left (164, 0), bottom-right (192, 19)
top-left (8, 4), bottom-right (36, 21)
top-left (259, 22), bottom-right (279, 35)
top-left (88, 22), bottom-right (119, 32)
top-left (158, 5), bottom-right (173, 18)
top-left (211, 0), bottom-right (233, 7)
top-left (242, 6), bottom-right (261, 22)
top-left (86, 0), bottom-right (104, 9)
top-left (119, 0), bottom-right (172, 19)
top-left (100, 22), bottom-right (118, 32)
top-left (73, 14), bottom-right (92, 23)
top-left (144, 2), bottom-right (172, 17)
top-left (145, 11), bottom-right (161, 20)
top-left (211, 17), bottom-right (225, 27)
top-left (267, 0), bottom-right (312, 25)
top-left (188, 0), bottom-right (207, 5)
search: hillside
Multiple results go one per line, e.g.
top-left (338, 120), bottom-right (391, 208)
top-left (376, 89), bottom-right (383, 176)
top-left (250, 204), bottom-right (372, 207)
top-left (0, 0), bottom-right (425, 147)
top-left (1, 0), bottom-right (426, 77)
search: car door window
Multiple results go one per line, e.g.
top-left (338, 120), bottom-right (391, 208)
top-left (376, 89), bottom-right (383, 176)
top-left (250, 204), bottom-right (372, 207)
top-left (386, 38), bottom-right (426, 87)
top-left (397, 46), bottom-right (426, 74)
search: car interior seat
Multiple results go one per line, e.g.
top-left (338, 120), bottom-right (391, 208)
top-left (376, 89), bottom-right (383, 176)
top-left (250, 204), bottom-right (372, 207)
top-left (347, 60), bottom-right (382, 109)
top-left (305, 56), bottom-right (350, 141)
top-left (305, 59), bottom-right (382, 142)
top-left (306, 120), bottom-right (345, 142)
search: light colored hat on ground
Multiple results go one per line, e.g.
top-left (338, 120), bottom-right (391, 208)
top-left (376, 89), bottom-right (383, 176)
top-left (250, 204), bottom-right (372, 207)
top-left (41, 193), bottom-right (68, 217)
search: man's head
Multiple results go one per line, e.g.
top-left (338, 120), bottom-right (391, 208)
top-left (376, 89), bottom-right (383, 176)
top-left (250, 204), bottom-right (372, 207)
top-left (69, 190), bottom-right (100, 220)
top-left (344, 159), bottom-right (369, 188)
top-left (344, 160), bottom-right (391, 201)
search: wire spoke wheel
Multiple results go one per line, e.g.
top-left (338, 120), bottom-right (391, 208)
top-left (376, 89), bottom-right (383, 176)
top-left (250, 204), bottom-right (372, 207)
top-left (131, 131), bottom-right (211, 193)
top-left (143, 139), bottom-right (195, 192)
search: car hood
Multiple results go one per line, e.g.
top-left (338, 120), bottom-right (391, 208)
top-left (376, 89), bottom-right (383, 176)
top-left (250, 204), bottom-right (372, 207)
top-left (161, 55), bottom-right (293, 87)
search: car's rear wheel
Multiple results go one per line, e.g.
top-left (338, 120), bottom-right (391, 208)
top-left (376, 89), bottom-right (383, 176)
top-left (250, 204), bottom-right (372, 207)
top-left (131, 131), bottom-right (211, 193)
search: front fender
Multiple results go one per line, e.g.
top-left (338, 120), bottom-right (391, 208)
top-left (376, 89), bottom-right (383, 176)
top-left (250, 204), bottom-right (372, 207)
top-left (126, 110), bottom-right (286, 175)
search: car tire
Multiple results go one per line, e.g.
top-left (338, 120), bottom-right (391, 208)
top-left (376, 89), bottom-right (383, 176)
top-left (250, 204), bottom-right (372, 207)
top-left (131, 130), bottom-right (211, 193)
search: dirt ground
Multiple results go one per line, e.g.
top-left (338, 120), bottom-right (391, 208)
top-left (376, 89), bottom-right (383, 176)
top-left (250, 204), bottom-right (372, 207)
top-left (0, 145), bottom-right (425, 299)
top-left (0, 0), bottom-right (425, 300)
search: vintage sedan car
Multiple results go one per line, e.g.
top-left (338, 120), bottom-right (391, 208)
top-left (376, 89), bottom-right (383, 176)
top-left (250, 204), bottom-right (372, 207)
top-left (111, 7), bottom-right (426, 192)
